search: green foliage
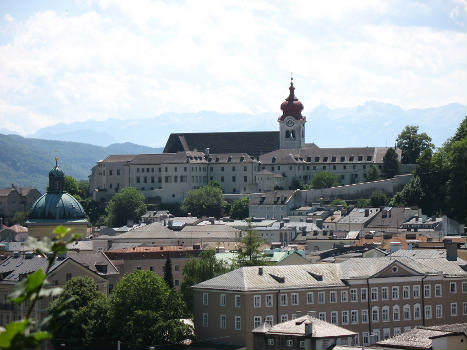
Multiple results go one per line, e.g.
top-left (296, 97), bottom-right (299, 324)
top-left (370, 191), bottom-right (388, 207)
top-left (181, 249), bottom-right (229, 313)
top-left (382, 148), bottom-right (400, 178)
top-left (396, 125), bottom-right (434, 164)
top-left (163, 255), bottom-right (174, 289)
top-left (310, 171), bottom-right (340, 189)
top-left (330, 199), bottom-right (348, 208)
top-left (290, 178), bottom-right (305, 190)
top-left (0, 226), bottom-right (80, 350)
top-left (48, 276), bottom-right (107, 350)
top-left (77, 180), bottom-right (90, 199)
top-left (108, 270), bottom-right (192, 347)
top-left (64, 176), bottom-right (80, 199)
top-left (80, 198), bottom-right (106, 226)
top-left (181, 182), bottom-right (227, 218)
top-left (230, 197), bottom-right (249, 219)
top-left (105, 187), bottom-right (147, 227)
top-left (236, 228), bottom-right (269, 267)
top-left (11, 211), bottom-right (28, 226)
top-left (355, 198), bottom-right (371, 208)
top-left (367, 165), bottom-right (380, 181)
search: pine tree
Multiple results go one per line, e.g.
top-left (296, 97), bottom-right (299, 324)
top-left (163, 255), bottom-right (174, 289)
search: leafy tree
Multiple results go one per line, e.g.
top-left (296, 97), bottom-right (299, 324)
top-left (396, 125), bottom-right (434, 164)
top-left (367, 165), bottom-right (380, 181)
top-left (77, 180), bottom-right (90, 199)
top-left (81, 198), bottom-right (106, 226)
top-left (105, 187), bottom-right (147, 227)
top-left (290, 178), bottom-right (305, 190)
top-left (382, 148), bottom-right (400, 178)
top-left (389, 175), bottom-right (425, 207)
top-left (230, 197), bottom-right (249, 219)
top-left (163, 255), bottom-right (174, 289)
top-left (236, 228), bottom-right (269, 267)
top-left (64, 175), bottom-right (81, 199)
top-left (310, 171), bottom-right (340, 189)
top-left (181, 181), bottom-right (227, 218)
top-left (108, 270), bottom-right (192, 347)
top-left (355, 198), bottom-right (371, 208)
top-left (181, 249), bottom-right (229, 313)
top-left (330, 199), bottom-right (348, 208)
top-left (48, 276), bottom-right (107, 349)
top-left (370, 191), bottom-right (388, 207)
top-left (11, 210), bottom-right (28, 226)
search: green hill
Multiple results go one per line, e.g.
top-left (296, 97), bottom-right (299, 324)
top-left (0, 134), bottom-right (162, 192)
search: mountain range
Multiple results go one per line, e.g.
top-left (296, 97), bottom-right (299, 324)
top-left (30, 101), bottom-right (466, 148)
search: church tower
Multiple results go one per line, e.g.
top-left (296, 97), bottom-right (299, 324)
top-left (278, 78), bottom-right (306, 149)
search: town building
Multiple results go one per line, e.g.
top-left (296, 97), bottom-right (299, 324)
top-left (89, 80), bottom-right (403, 204)
top-left (0, 185), bottom-right (41, 225)
top-left (192, 244), bottom-right (467, 348)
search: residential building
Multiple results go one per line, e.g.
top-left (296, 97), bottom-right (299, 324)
top-left (0, 186), bottom-right (41, 225)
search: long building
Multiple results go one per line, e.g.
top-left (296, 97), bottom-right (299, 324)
top-left (192, 243), bottom-right (467, 348)
top-left (89, 80), bottom-right (402, 203)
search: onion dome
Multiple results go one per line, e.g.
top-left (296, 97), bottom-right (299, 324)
top-left (279, 78), bottom-right (304, 121)
top-left (28, 158), bottom-right (86, 222)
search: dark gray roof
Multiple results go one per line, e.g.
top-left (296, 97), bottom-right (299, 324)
top-left (164, 131), bottom-right (280, 158)
top-left (67, 251), bottom-right (119, 276)
top-left (377, 327), bottom-right (451, 349)
top-left (102, 154), bottom-right (136, 163)
top-left (249, 190), bottom-right (296, 206)
top-left (0, 255), bottom-right (68, 283)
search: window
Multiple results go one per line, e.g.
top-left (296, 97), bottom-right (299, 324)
top-left (371, 287), bottom-right (378, 301)
top-left (424, 285), bottom-right (431, 298)
top-left (341, 291), bottom-right (348, 302)
top-left (232, 176), bottom-right (236, 182)
top-left (280, 294), bottom-right (288, 306)
top-left (435, 304), bottom-right (443, 318)
top-left (362, 309), bottom-right (368, 324)
top-left (330, 291), bottom-right (337, 303)
top-left (382, 306), bottom-right (389, 322)
top-left (403, 305), bottom-right (411, 320)
top-left (331, 311), bottom-right (338, 324)
top-left (202, 292), bottom-right (208, 305)
top-left (373, 329), bottom-right (380, 342)
top-left (435, 284), bottom-right (442, 297)
top-left (403, 286), bottom-right (410, 299)
top-left (381, 287), bottom-right (388, 300)
top-left (220, 315), bottom-right (226, 329)
top-left (306, 292), bottom-right (314, 304)
top-left (235, 295), bottom-right (241, 308)
top-left (286, 340), bottom-right (293, 347)
top-left (361, 288), bottom-right (368, 302)
top-left (280, 314), bottom-right (288, 323)
top-left (220, 294), bottom-right (226, 306)
top-left (254, 316), bottom-right (262, 328)
top-left (462, 282), bottom-right (467, 293)
top-left (254, 295), bottom-right (261, 308)
top-left (318, 291), bottom-right (325, 304)
top-left (235, 316), bottom-right (241, 330)
top-left (202, 313), bottom-right (208, 327)
top-left (220, 176), bottom-right (224, 182)
top-left (342, 311), bottom-right (349, 324)
top-left (392, 286), bottom-right (399, 300)
top-left (394, 327), bottom-right (401, 336)
top-left (265, 315), bottom-right (273, 326)
top-left (463, 302), bottom-right (467, 315)
top-left (351, 310), bottom-right (358, 324)
top-left (372, 307), bottom-right (379, 322)
top-left (291, 293), bottom-right (299, 305)
top-left (266, 294), bottom-right (273, 307)
top-left (299, 341), bottom-right (305, 348)
top-left (393, 305), bottom-right (400, 321)
top-left (451, 302), bottom-right (457, 316)
top-left (174, 280), bottom-right (180, 287)
top-left (318, 312), bottom-right (326, 321)
top-left (267, 339), bottom-right (274, 346)
top-left (243, 176), bottom-right (247, 182)
top-left (450, 282), bottom-right (457, 293)
top-left (414, 304), bottom-right (421, 320)
top-left (413, 285), bottom-right (420, 298)
top-left (425, 305), bottom-right (432, 319)
top-left (350, 289), bottom-right (358, 302)
top-left (383, 328), bottom-right (391, 340)
top-left (362, 332), bottom-right (369, 345)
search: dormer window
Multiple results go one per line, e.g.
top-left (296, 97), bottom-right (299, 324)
top-left (307, 157), bottom-right (311, 162)
top-left (331, 156), bottom-right (336, 162)
top-left (367, 156), bottom-right (372, 161)
top-left (340, 156), bottom-right (345, 162)
top-left (315, 157), bottom-right (320, 162)
top-left (228, 156), bottom-right (232, 162)
top-left (272, 157), bottom-right (276, 163)
top-left (349, 156), bottom-right (354, 161)
top-left (323, 157), bottom-right (328, 162)
top-left (215, 157), bottom-right (220, 162)
top-left (358, 156), bottom-right (363, 161)
top-left (240, 156), bottom-right (244, 162)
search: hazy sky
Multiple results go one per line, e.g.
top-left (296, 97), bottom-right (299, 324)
top-left (1, 0), bottom-right (466, 135)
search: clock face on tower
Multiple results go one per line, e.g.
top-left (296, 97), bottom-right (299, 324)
top-left (285, 118), bottom-right (295, 127)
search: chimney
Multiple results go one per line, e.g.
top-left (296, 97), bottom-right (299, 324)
top-left (444, 239), bottom-right (458, 261)
top-left (364, 209), bottom-right (369, 217)
top-left (168, 219), bottom-right (173, 228)
top-left (280, 222), bottom-right (284, 228)
top-left (209, 217), bottom-right (215, 224)
top-left (258, 267), bottom-right (263, 275)
top-left (369, 334), bottom-right (377, 344)
top-left (204, 147), bottom-right (210, 159)
top-left (304, 321), bottom-right (313, 336)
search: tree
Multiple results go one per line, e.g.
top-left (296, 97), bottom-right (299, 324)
top-left (370, 191), bottom-right (388, 207)
top-left (77, 180), bottom-right (90, 199)
top-left (330, 199), bottom-right (348, 208)
top-left (181, 181), bottom-right (227, 218)
top-left (64, 175), bottom-right (81, 199)
top-left (81, 198), bottom-right (106, 226)
top-left (396, 125), bottom-right (434, 164)
top-left (310, 171), bottom-right (340, 189)
top-left (236, 228), bottom-right (269, 267)
top-left (355, 198), bottom-right (371, 208)
top-left (105, 187), bottom-right (147, 227)
top-left (11, 210), bottom-right (28, 226)
top-left (108, 270), bottom-right (192, 347)
top-left (367, 165), bottom-right (380, 181)
top-left (48, 276), bottom-right (108, 350)
top-left (163, 255), bottom-right (174, 289)
top-left (290, 178), bottom-right (305, 190)
top-left (181, 249), bottom-right (230, 313)
top-left (382, 148), bottom-right (400, 178)
top-left (230, 197), bottom-right (249, 219)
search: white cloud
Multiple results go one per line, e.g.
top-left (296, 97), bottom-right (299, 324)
top-left (0, 0), bottom-right (465, 135)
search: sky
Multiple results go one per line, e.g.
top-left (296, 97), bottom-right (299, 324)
top-left (0, 0), bottom-right (466, 135)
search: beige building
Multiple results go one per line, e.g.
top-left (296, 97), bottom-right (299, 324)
top-left (0, 186), bottom-right (41, 225)
top-left (192, 253), bottom-right (467, 348)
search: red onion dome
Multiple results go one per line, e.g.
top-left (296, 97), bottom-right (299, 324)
top-left (279, 80), bottom-right (304, 121)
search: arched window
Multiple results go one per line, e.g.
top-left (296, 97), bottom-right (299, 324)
top-left (291, 130), bottom-right (296, 138)
top-left (285, 130), bottom-right (290, 138)
top-left (372, 306), bottom-right (379, 322)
